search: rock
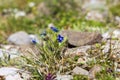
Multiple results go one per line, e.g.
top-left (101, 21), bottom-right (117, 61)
top-left (103, 39), bottom-right (120, 54)
top-left (113, 29), bottom-right (120, 38)
top-left (77, 57), bottom-right (88, 64)
top-left (85, 11), bottom-right (105, 22)
top-left (65, 45), bottom-right (90, 57)
top-left (115, 16), bottom-right (120, 24)
top-left (102, 31), bottom-right (111, 40)
top-left (55, 74), bottom-right (73, 80)
top-left (102, 29), bottom-right (120, 39)
top-left (102, 42), bottom-right (110, 53)
top-left (14, 11), bottom-right (26, 19)
top-left (116, 69), bottom-right (120, 72)
top-left (37, 2), bottom-right (50, 16)
top-left (7, 31), bottom-right (31, 45)
top-left (0, 67), bottom-right (30, 80)
top-left (82, 0), bottom-right (107, 11)
top-left (0, 47), bottom-right (20, 59)
top-left (72, 66), bottom-right (89, 76)
top-left (61, 30), bottom-right (102, 47)
top-left (88, 65), bottom-right (102, 80)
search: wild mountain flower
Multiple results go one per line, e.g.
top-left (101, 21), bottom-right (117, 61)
top-left (57, 34), bottom-right (64, 43)
top-left (29, 35), bottom-right (39, 44)
top-left (48, 23), bottom-right (59, 32)
top-left (31, 39), bottom-right (37, 44)
top-left (45, 73), bottom-right (55, 80)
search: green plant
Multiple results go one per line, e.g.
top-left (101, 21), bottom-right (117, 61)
top-left (21, 25), bottom-right (69, 79)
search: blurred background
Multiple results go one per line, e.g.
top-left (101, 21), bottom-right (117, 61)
top-left (0, 0), bottom-right (120, 43)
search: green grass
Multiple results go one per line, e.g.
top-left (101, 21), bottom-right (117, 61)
top-left (0, 0), bottom-right (119, 80)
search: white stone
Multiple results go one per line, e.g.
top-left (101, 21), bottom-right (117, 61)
top-left (115, 16), bottom-right (120, 24)
top-left (85, 11), bottom-right (104, 22)
top-left (7, 31), bottom-right (31, 45)
top-left (0, 67), bottom-right (30, 80)
top-left (82, 0), bottom-right (106, 11)
top-left (113, 29), bottom-right (120, 38)
top-left (28, 2), bottom-right (35, 7)
top-left (102, 32), bottom-right (111, 39)
top-left (55, 74), bottom-right (73, 80)
top-left (14, 11), bottom-right (26, 18)
top-left (0, 67), bottom-right (19, 76)
top-left (72, 66), bottom-right (89, 76)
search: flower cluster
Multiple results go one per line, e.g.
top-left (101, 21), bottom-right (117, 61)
top-left (31, 23), bottom-right (64, 44)
top-left (48, 23), bottom-right (64, 43)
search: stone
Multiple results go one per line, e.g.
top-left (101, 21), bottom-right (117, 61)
top-left (85, 11), bottom-right (105, 22)
top-left (14, 11), bottom-right (26, 19)
top-left (113, 29), bottom-right (120, 38)
top-left (37, 2), bottom-right (50, 16)
top-left (72, 66), bottom-right (89, 76)
top-left (115, 16), bottom-right (120, 24)
top-left (55, 74), bottom-right (73, 80)
top-left (88, 65), bottom-right (102, 80)
top-left (116, 69), bottom-right (120, 72)
top-left (61, 30), bottom-right (102, 47)
top-left (7, 31), bottom-right (31, 45)
top-left (0, 67), bottom-right (30, 80)
top-left (102, 29), bottom-right (120, 39)
top-left (82, 0), bottom-right (107, 11)
top-left (103, 39), bottom-right (120, 54)
top-left (65, 45), bottom-right (90, 57)
top-left (102, 31), bottom-right (111, 40)
top-left (0, 48), bottom-right (20, 59)
top-left (77, 57), bottom-right (88, 64)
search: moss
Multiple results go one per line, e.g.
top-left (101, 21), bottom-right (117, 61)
top-left (110, 4), bottom-right (120, 16)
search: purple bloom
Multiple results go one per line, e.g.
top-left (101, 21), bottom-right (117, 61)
top-left (57, 34), bottom-right (64, 43)
top-left (45, 73), bottom-right (55, 80)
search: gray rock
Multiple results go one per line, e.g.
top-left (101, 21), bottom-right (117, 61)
top-left (61, 30), bottom-right (102, 47)
top-left (82, 0), bottom-right (107, 11)
top-left (103, 29), bottom-right (120, 39)
top-left (7, 31), bottom-right (31, 45)
top-left (88, 65), bottom-right (102, 80)
top-left (85, 11), bottom-right (105, 22)
top-left (113, 29), bottom-right (120, 38)
top-left (72, 66), bottom-right (89, 76)
top-left (55, 74), bottom-right (73, 80)
top-left (0, 45), bottom-right (20, 59)
top-left (37, 2), bottom-right (50, 16)
top-left (65, 45), bottom-right (90, 57)
top-left (0, 67), bottom-right (30, 80)
top-left (115, 16), bottom-right (120, 24)
top-left (102, 31), bottom-right (111, 40)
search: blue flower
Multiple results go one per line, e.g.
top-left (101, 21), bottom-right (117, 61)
top-left (57, 34), bottom-right (64, 43)
top-left (50, 27), bottom-right (59, 32)
top-left (32, 39), bottom-right (37, 44)
top-left (48, 23), bottom-right (59, 32)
